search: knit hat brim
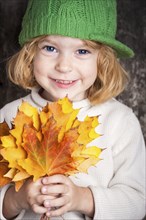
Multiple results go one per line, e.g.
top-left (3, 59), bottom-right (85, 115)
top-left (19, 0), bottom-right (134, 58)
top-left (88, 34), bottom-right (134, 58)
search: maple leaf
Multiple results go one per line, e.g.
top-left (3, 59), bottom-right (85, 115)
top-left (0, 97), bottom-right (102, 191)
top-left (0, 122), bottom-right (11, 186)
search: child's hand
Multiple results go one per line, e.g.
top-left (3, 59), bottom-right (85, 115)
top-left (19, 177), bottom-right (48, 214)
top-left (3, 177), bottom-right (52, 219)
top-left (41, 174), bottom-right (94, 218)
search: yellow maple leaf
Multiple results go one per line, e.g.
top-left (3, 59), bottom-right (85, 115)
top-left (0, 97), bottom-right (102, 191)
top-left (19, 101), bottom-right (40, 130)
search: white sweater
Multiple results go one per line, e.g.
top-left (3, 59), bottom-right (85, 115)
top-left (0, 88), bottom-right (145, 220)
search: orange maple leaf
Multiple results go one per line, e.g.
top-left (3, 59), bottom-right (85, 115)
top-left (0, 97), bottom-right (101, 191)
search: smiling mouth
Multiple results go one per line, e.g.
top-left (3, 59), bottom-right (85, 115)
top-left (54, 79), bottom-right (75, 84)
top-left (51, 78), bottom-right (77, 88)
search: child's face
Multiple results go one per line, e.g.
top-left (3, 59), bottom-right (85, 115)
top-left (33, 35), bottom-right (98, 102)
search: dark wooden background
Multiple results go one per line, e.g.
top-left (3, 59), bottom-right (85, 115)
top-left (0, 0), bottom-right (146, 219)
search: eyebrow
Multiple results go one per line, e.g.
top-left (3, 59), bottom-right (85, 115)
top-left (39, 39), bottom-right (56, 44)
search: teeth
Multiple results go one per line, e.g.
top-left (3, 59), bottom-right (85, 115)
top-left (55, 80), bottom-right (73, 84)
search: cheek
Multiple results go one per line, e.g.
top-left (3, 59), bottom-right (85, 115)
top-left (33, 53), bottom-right (47, 69)
top-left (33, 57), bottom-right (40, 74)
top-left (85, 61), bottom-right (97, 81)
top-left (91, 59), bottom-right (98, 80)
top-left (33, 58), bottom-right (47, 77)
top-left (33, 64), bottom-right (41, 79)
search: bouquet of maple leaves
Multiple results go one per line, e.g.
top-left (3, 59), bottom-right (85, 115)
top-left (0, 97), bottom-right (101, 193)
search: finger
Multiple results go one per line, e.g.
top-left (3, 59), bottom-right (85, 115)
top-left (46, 204), bottom-right (69, 217)
top-left (44, 195), bottom-right (69, 209)
top-left (41, 184), bottom-right (68, 195)
top-left (31, 203), bottom-right (47, 214)
top-left (42, 174), bottom-right (67, 185)
top-left (36, 194), bottom-right (57, 205)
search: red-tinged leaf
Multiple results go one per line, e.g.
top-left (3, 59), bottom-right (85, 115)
top-left (0, 97), bottom-right (102, 190)
top-left (0, 162), bottom-right (11, 186)
top-left (0, 121), bottom-right (9, 138)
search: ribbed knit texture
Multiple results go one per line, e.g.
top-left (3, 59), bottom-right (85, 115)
top-left (19, 0), bottom-right (134, 58)
top-left (0, 88), bottom-right (145, 219)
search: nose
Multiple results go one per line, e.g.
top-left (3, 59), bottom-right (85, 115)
top-left (55, 54), bottom-right (72, 73)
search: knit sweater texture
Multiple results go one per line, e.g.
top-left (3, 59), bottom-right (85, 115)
top-left (0, 87), bottom-right (145, 220)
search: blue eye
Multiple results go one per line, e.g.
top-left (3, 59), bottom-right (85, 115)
top-left (77, 49), bottom-right (90, 55)
top-left (43, 46), bottom-right (57, 52)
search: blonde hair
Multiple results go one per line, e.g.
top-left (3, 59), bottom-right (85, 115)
top-left (7, 35), bottom-right (129, 105)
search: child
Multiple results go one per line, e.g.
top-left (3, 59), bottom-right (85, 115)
top-left (0, 0), bottom-right (145, 219)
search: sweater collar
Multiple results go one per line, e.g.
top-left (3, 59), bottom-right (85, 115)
top-left (31, 87), bottom-right (91, 109)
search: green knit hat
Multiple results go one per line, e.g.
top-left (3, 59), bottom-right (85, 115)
top-left (19, 0), bottom-right (134, 58)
